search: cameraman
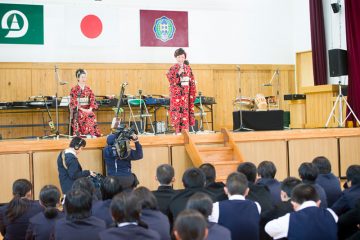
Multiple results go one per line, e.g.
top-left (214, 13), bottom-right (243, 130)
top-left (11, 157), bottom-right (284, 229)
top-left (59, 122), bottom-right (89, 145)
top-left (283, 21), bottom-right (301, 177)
top-left (103, 131), bottom-right (143, 189)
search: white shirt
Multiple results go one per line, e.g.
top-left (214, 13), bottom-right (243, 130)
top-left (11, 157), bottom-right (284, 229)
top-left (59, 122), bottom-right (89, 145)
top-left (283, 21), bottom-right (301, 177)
top-left (208, 194), bottom-right (261, 223)
top-left (65, 148), bottom-right (77, 157)
top-left (118, 222), bottom-right (138, 228)
top-left (265, 201), bottom-right (338, 239)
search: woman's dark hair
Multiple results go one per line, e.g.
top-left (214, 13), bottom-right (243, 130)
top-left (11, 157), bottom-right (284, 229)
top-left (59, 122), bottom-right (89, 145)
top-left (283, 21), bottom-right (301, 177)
top-left (258, 161), bottom-right (277, 179)
top-left (75, 68), bottom-right (86, 79)
top-left (312, 156), bottom-right (332, 174)
top-left (133, 187), bottom-right (158, 210)
top-left (174, 48), bottom-right (187, 59)
top-left (39, 185), bottom-right (61, 219)
top-left (64, 189), bottom-right (92, 220)
top-left (5, 179), bottom-right (32, 223)
top-left (101, 176), bottom-right (123, 200)
top-left (186, 192), bottom-right (213, 218)
top-left (69, 137), bottom-right (86, 149)
top-left (174, 209), bottom-right (207, 240)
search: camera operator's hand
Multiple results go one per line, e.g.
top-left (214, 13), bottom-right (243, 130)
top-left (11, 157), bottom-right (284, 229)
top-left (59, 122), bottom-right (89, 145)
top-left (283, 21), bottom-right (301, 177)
top-left (90, 171), bottom-right (97, 177)
top-left (131, 134), bottom-right (139, 142)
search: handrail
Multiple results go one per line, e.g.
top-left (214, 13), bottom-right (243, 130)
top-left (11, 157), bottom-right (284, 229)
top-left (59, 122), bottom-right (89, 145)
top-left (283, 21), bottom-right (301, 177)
top-left (182, 130), bottom-right (203, 167)
top-left (221, 128), bottom-right (245, 163)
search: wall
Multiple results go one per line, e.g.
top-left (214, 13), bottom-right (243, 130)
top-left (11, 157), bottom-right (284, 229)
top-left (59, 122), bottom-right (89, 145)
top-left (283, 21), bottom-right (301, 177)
top-left (0, 0), bottom-right (299, 64)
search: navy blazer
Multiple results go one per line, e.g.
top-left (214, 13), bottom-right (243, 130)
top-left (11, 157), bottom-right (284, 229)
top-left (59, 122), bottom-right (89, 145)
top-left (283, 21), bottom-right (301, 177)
top-left (332, 184), bottom-right (360, 216)
top-left (0, 200), bottom-right (43, 240)
top-left (57, 151), bottom-right (90, 194)
top-left (51, 216), bottom-right (106, 240)
top-left (25, 210), bottom-right (65, 240)
top-left (316, 173), bottom-right (342, 207)
top-left (99, 224), bottom-right (161, 240)
top-left (152, 186), bottom-right (177, 217)
top-left (206, 182), bottom-right (228, 201)
top-left (140, 209), bottom-right (171, 240)
top-left (247, 182), bottom-right (274, 212)
top-left (207, 222), bottom-right (231, 240)
top-left (92, 199), bottom-right (113, 227)
top-left (256, 178), bottom-right (282, 204)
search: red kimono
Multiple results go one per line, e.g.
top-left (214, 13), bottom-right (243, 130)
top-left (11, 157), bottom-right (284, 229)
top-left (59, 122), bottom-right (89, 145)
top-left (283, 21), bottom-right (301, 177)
top-left (70, 85), bottom-right (101, 137)
top-left (166, 64), bottom-right (197, 133)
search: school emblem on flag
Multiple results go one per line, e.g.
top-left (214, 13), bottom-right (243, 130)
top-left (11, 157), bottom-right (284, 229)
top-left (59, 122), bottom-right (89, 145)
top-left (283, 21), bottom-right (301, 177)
top-left (0, 3), bottom-right (44, 44)
top-left (153, 16), bottom-right (176, 42)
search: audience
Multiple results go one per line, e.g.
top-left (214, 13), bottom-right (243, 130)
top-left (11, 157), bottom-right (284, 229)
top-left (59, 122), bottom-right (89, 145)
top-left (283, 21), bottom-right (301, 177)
top-left (92, 176), bottom-right (123, 227)
top-left (199, 163), bottom-right (227, 201)
top-left (337, 199), bottom-right (360, 240)
top-left (99, 191), bottom-right (161, 240)
top-left (71, 177), bottom-right (100, 202)
top-left (51, 189), bottom-right (106, 240)
top-left (173, 209), bottom-right (208, 240)
top-left (265, 183), bottom-right (338, 240)
top-left (26, 185), bottom-right (64, 240)
top-left (0, 179), bottom-right (43, 240)
top-left (312, 156), bottom-right (342, 206)
top-left (133, 187), bottom-right (171, 240)
top-left (332, 164), bottom-right (360, 216)
top-left (257, 160), bottom-right (281, 204)
top-left (186, 192), bottom-right (231, 240)
top-left (209, 172), bottom-right (261, 240)
top-left (298, 162), bottom-right (328, 208)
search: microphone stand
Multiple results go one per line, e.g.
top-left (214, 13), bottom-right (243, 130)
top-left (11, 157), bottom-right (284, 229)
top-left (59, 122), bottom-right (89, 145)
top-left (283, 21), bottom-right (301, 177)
top-left (234, 65), bottom-right (253, 132)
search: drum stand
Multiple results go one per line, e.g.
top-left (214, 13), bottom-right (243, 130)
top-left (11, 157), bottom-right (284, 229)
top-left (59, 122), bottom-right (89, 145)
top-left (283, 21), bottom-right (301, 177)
top-left (325, 81), bottom-right (360, 127)
top-left (193, 91), bottom-right (213, 134)
top-left (234, 65), bottom-right (253, 132)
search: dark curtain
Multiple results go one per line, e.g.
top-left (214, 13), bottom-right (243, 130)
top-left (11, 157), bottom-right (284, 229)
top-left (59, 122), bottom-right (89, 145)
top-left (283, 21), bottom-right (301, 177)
top-left (345, 0), bottom-right (360, 124)
top-left (309, 0), bottom-right (328, 85)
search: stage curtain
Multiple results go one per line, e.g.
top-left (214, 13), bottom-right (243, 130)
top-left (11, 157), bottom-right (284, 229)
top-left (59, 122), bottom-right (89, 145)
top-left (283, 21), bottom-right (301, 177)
top-left (345, 0), bottom-right (360, 124)
top-left (309, 0), bottom-right (327, 85)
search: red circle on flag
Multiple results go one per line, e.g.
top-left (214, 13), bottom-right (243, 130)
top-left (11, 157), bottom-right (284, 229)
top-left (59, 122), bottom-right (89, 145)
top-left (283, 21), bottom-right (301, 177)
top-left (80, 15), bottom-right (103, 39)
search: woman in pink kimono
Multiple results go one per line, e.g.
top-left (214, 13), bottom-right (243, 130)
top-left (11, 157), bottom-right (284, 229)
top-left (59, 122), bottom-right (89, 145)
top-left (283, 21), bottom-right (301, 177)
top-left (166, 48), bottom-right (197, 134)
top-left (70, 69), bottom-right (101, 137)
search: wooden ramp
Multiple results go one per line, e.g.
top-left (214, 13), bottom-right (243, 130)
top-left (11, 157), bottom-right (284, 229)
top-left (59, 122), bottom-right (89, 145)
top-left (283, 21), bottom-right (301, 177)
top-left (183, 128), bottom-right (244, 182)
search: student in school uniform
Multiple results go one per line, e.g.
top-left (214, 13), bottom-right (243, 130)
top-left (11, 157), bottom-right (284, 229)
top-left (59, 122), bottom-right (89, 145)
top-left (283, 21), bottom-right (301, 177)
top-left (26, 185), bottom-right (64, 240)
top-left (256, 161), bottom-right (282, 204)
top-left (265, 183), bottom-right (338, 240)
top-left (51, 189), bottom-right (106, 240)
top-left (0, 179), bottom-right (43, 240)
top-left (173, 209), bottom-right (208, 240)
top-left (98, 191), bottom-right (161, 240)
top-left (209, 172), bottom-right (261, 240)
top-left (199, 163), bottom-right (228, 201)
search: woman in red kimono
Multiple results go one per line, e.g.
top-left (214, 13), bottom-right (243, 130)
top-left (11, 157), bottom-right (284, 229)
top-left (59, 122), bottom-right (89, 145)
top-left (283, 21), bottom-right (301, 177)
top-left (166, 48), bottom-right (197, 134)
top-left (70, 69), bottom-right (101, 137)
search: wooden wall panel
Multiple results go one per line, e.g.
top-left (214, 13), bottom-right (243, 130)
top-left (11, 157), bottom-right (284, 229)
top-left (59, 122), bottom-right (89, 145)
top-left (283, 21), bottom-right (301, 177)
top-left (237, 140), bottom-right (288, 181)
top-left (288, 138), bottom-right (339, 177)
top-left (172, 146), bottom-right (194, 190)
top-left (339, 136), bottom-right (360, 177)
top-left (77, 149), bottom-right (104, 175)
top-left (0, 153), bottom-right (30, 203)
top-left (0, 69), bottom-right (32, 101)
top-left (296, 51), bottom-right (314, 91)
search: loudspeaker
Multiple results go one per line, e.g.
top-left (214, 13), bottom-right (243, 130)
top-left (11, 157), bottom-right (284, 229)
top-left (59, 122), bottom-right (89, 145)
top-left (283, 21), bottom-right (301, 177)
top-left (331, 3), bottom-right (341, 13)
top-left (329, 49), bottom-right (348, 77)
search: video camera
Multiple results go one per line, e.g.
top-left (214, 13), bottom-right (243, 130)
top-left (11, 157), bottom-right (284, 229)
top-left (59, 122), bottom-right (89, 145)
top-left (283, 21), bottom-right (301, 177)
top-left (113, 124), bottom-right (138, 159)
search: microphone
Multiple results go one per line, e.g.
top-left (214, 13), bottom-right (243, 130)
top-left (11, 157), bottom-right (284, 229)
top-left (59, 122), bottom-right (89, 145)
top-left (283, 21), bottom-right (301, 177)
top-left (54, 65), bottom-right (58, 72)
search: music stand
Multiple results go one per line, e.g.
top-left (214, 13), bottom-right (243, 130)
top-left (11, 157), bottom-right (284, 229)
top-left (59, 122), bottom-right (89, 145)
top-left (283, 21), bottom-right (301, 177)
top-left (234, 65), bottom-right (253, 132)
top-left (325, 80), bottom-right (360, 127)
top-left (263, 69), bottom-right (280, 110)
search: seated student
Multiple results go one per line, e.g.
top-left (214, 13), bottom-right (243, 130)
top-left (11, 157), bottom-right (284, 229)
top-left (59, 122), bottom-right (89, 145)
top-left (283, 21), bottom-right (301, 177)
top-left (152, 164), bottom-right (177, 216)
top-left (209, 172), bottom-right (261, 240)
top-left (237, 162), bottom-right (274, 212)
top-left (337, 199), bottom-right (360, 240)
top-left (265, 183), bottom-right (338, 240)
top-left (133, 187), bottom-right (171, 240)
top-left (51, 189), bottom-right (106, 240)
top-left (332, 165), bottom-right (360, 216)
top-left (92, 176), bottom-right (123, 227)
top-left (26, 185), bottom-right (64, 240)
top-left (0, 179), bottom-right (43, 240)
top-left (99, 191), bottom-right (161, 240)
top-left (312, 156), bottom-right (342, 207)
top-left (173, 209), bottom-right (208, 240)
top-left (199, 163), bottom-right (227, 201)
top-left (168, 168), bottom-right (216, 223)
top-left (186, 192), bottom-right (231, 240)
top-left (257, 161), bottom-right (281, 204)
top-left (298, 162), bottom-right (328, 208)
top-left (71, 177), bottom-right (100, 202)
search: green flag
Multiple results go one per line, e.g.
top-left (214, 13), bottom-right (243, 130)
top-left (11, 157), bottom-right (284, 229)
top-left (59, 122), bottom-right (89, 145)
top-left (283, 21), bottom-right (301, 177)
top-left (0, 3), bottom-right (43, 44)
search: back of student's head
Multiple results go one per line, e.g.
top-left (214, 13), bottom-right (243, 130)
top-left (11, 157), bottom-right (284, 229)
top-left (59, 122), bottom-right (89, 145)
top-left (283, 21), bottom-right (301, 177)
top-left (312, 156), bottom-right (332, 174)
top-left (346, 165), bottom-right (360, 185)
top-left (173, 209), bottom-right (207, 240)
top-left (110, 191), bottom-right (143, 224)
top-left (133, 186), bottom-right (158, 210)
top-left (291, 183), bottom-right (319, 205)
top-left (237, 162), bottom-right (257, 183)
top-left (182, 168), bottom-right (206, 188)
top-left (199, 163), bottom-right (216, 185)
top-left (71, 177), bottom-right (96, 198)
top-left (6, 179), bottom-right (32, 222)
top-left (281, 177), bottom-right (302, 197)
top-left (64, 189), bottom-right (92, 220)
top-left (156, 164), bottom-right (175, 185)
top-left (186, 192), bottom-right (213, 218)
top-left (298, 162), bottom-right (319, 182)
top-left (69, 137), bottom-right (86, 149)
top-left (101, 176), bottom-right (122, 200)
top-left (258, 161), bottom-right (277, 179)
top-left (39, 185), bottom-right (61, 219)
top-left (226, 172), bottom-right (248, 195)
